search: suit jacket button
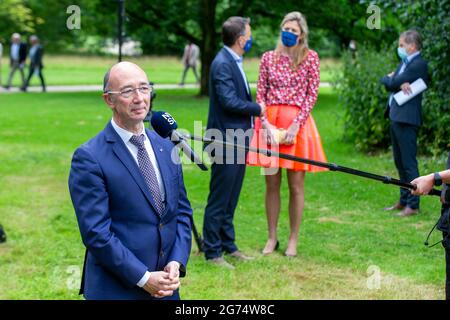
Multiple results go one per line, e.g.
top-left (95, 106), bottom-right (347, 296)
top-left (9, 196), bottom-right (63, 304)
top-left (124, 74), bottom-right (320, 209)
top-left (159, 223), bottom-right (163, 229)
top-left (160, 250), bottom-right (164, 257)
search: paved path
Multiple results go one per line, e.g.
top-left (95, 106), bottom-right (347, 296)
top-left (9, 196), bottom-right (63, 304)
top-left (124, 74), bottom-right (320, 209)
top-left (0, 82), bottom-right (331, 94)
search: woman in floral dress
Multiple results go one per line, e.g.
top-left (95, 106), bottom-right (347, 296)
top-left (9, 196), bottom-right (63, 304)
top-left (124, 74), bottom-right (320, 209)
top-left (248, 11), bottom-right (328, 257)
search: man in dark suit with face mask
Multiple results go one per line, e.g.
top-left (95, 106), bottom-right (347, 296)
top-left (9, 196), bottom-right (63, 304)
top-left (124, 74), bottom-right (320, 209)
top-left (203, 16), bottom-right (265, 268)
top-left (381, 29), bottom-right (430, 217)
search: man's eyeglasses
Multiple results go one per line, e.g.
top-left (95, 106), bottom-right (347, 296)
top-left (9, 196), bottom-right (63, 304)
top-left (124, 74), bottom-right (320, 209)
top-left (105, 85), bottom-right (153, 98)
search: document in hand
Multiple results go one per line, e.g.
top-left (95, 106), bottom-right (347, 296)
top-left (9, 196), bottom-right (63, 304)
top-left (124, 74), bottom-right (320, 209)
top-left (393, 78), bottom-right (427, 106)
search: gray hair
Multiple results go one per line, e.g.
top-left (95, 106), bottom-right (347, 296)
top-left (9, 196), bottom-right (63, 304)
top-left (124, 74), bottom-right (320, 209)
top-left (400, 29), bottom-right (422, 50)
top-left (103, 69), bottom-right (111, 93)
top-left (222, 16), bottom-right (250, 47)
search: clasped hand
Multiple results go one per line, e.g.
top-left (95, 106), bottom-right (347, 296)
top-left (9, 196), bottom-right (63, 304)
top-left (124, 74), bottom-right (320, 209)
top-left (261, 120), bottom-right (299, 146)
top-left (143, 261), bottom-right (180, 298)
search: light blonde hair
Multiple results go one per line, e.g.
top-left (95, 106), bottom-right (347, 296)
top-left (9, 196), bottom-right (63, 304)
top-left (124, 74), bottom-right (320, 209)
top-left (275, 11), bottom-right (309, 70)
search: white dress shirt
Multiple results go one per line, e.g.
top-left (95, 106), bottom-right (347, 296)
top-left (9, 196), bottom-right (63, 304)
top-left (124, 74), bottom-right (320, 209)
top-left (224, 46), bottom-right (250, 94)
top-left (111, 118), bottom-right (165, 200)
top-left (10, 43), bottom-right (19, 61)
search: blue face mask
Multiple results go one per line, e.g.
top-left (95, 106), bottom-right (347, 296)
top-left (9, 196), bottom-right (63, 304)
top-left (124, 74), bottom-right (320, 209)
top-left (397, 47), bottom-right (408, 61)
top-left (243, 36), bottom-right (252, 53)
top-left (281, 31), bottom-right (298, 47)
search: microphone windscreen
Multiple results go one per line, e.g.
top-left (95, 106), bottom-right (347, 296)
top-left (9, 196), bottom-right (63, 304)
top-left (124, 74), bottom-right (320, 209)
top-left (150, 111), bottom-right (178, 138)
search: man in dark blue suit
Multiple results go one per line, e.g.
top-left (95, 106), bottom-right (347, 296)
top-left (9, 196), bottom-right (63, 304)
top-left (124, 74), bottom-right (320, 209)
top-left (203, 17), bottom-right (265, 268)
top-left (381, 30), bottom-right (429, 217)
top-left (22, 35), bottom-right (46, 92)
top-left (68, 62), bottom-right (193, 299)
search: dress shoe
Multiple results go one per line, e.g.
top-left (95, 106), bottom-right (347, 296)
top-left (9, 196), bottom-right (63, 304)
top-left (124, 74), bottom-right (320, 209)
top-left (206, 257), bottom-right (235, 269)
top-left (396, 207), bottom-right (419, 217)
top-left (227, 250), bottom-right (254, 261)
top-left (262, 240), bottom-right (279, 255)
top-left (383, 202), bottom-right (405, 211)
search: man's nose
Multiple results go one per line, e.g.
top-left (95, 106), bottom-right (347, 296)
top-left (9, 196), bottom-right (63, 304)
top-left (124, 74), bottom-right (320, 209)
top-left (132, 88), bottom-right (146, 101)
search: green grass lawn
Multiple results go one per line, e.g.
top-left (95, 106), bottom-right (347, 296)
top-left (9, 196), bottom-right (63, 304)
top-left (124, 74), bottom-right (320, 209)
top-left (0, 88), bottom-right (446, 299)
top-left (0, 55), bottom-right (341, 87)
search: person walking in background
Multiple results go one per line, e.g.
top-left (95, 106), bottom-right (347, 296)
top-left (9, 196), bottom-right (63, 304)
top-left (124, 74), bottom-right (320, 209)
top-left (179, 42), bottom-right (200, 85)
top-left (381, 30), bottom-right (429, 217)
top-left (4, 33), bottom-right (27, 90)
top-left (247, 11), bottom-right (328, 257)
top-left (203, 16), bottom-right (265, 269)
top-left (68, 62), bottom-right (193, 300)
top-left (22, 35), bottom-right (46, 92)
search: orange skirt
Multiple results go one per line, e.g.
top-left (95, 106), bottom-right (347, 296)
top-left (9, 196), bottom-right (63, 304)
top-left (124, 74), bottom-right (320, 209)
top-left (247, 105), bottom-right (328, 172)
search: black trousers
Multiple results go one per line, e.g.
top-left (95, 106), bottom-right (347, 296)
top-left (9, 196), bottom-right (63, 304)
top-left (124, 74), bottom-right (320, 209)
top-left (390, 121), bottom-right (420, 209)
top-left (24, 66), bottom-right (46, 90)
top-left (203, 162), bottom-right (246, 259)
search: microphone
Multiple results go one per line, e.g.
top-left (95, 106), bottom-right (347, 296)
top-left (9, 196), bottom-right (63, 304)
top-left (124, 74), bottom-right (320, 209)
top-left (151, 111), bottom-right (208, 171)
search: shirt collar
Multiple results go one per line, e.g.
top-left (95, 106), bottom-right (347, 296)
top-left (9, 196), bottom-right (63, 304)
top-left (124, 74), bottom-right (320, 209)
top-left (406, 51), bottom-right (420, 63)
top-left (224, 46), bottom-right (243, 63)
top-left (111, 118), bottom-right (146, 144)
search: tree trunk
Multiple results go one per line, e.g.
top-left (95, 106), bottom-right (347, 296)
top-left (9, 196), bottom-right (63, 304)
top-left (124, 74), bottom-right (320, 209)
top-left (199, 0), bottom-right (218, 96)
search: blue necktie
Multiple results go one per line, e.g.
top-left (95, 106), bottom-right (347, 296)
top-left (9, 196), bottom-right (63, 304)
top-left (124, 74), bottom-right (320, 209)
top-left (129, 134), bottom-right (165, 215)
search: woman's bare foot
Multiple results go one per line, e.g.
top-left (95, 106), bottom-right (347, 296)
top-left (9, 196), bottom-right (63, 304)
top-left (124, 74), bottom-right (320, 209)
top-left (284, 240), bottom-right (297, 257)
top-left (262, 239), bottom-right (279, 255)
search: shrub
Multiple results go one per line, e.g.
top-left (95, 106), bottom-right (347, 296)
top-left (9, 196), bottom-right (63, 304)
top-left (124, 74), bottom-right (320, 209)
top-left (335, 46), bottom-right (396, 152)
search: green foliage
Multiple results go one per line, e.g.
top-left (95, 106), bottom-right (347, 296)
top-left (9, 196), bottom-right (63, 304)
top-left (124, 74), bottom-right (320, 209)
top-left (309, 28), bottom-right (342, 59)
top-left (337, 0), bottom-right (450, 155)
top-left (0, 0), bottom-right (35, 41)
top-left (335, 47), bottom-right (396, 151)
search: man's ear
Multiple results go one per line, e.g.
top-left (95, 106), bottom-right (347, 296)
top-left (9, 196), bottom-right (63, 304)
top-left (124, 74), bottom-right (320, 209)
top-left (102, 93), bottom-right (115, 109)
top-left (237, 35), bottom-right (244, 48)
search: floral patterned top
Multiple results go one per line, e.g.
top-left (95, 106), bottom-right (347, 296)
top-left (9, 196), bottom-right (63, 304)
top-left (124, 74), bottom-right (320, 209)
top-left (256, 49), bottom-right (320, 127)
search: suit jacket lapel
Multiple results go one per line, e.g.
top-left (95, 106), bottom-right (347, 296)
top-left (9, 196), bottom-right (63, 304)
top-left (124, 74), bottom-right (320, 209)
top-left (221, 48), bottom-right (251, 100)
top-left (104, 123), bottom-right (160, 214)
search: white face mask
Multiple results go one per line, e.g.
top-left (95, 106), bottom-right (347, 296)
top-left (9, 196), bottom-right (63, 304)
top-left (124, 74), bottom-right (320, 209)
top-left (397, 47), bottom-right (408, 60)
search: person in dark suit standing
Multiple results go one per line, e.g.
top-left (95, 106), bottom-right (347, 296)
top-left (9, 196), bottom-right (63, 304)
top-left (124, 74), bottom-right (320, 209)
top-left (22, 35), bottom-right (46, 92)
top-left (411, 153), bottom-right (450, 299)
top-left (68, 61), bottom-right (193, 300)
top-left (203, 16), bottom-right (265, 268)
top-left (381, 29), bottom-right (429, 217)
top-left (4, 33), bottom-right (27, 90)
